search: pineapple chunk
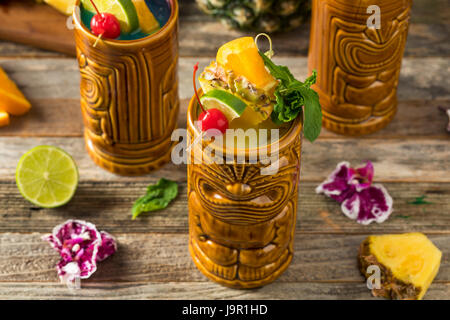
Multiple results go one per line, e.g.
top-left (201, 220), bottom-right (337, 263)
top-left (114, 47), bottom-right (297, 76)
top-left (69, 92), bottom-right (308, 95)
top-left (0, 111), bottom-right (9, 127)
top-left (216, 37), bottom-right (278, 93)
top-left (0, 67), bottom-right (31, 116)
top-left (358, 233), bottom-right (442, 300)
top-left (43, 0), bottom-right (77, 15)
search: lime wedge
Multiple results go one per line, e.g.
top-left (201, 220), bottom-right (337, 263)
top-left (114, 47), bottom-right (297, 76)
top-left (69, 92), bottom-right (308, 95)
top-left (81, 0), bottom-right (139, 34)
top-left (200, 90), bottom-right (247, 122)
top-left (16, 146), bottom-right (79, 208)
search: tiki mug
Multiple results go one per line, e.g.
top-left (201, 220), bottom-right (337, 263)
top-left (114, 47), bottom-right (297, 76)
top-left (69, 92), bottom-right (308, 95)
top-left (308, 0), bottom-right (412, 135)
top-left (187, 94), bottom-right (302, 289)
top-left (73, 0), bottom-right (179, 175)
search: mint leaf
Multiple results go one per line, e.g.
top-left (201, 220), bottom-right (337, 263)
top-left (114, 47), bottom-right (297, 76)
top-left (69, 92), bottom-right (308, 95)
top-left (259, 52), bottom-right (294, 86)
top-left (132, 178), bottom-right (178, 220)
top-left (259, 52), bottom-right (322, 142)
top-left (297, 86), bottom-right (322, 142)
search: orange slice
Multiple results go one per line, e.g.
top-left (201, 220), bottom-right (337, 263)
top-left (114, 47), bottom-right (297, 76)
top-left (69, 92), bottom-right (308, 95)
top-left (216, 37), bottom-right (277, 92)
top-left (0, 67), bottom-right (31, 116)
top-left (0, 111), bottom-right (9, 127)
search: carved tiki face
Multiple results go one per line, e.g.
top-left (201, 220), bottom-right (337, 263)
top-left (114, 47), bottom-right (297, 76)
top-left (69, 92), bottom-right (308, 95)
top-left (187, 98), bottom-right (302, 288)
top-left (308, 0), bottom-right (412, 135)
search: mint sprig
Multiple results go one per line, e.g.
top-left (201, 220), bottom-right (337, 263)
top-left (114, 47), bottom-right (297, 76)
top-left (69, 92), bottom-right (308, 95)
top-left (259, 52), bottom-right (322, 142)
top-left (132, 178), bottom-right (178, 220)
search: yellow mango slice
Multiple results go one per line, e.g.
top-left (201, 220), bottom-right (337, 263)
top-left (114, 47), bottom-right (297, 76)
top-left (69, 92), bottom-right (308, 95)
top-left (0, 67), bottom-right (31, 116)
top-left (43, 0), bottom-right (77, 15)
top-left (0, 111), bottom-right (9, 127)
top-left (216, 37), bottom-right (277, 92)
top-left (359, 233), bottom-right (442, 300)
top-left (132, 0), bottom-right (160, 34)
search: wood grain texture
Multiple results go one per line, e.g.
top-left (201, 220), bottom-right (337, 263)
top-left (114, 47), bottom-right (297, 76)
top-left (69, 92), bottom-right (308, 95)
top-left (0, 57), bottom-right (448, 101)
top-left (0, 282), bottom-right (448, 300)
top-left (0, 1), bottom-right (448, 299)
top-left (0, 181), bottom-right (448, 234)
top-left (1, 98), bottom-right (448, 138)
top-left (0, 0), bottom-right (448, 57)
top-left (0, 0), bottom-right (74, 55)
top-left (0, 233), bottom-right (448, 284)
top-left (1, 137), bottom-right (449, 182)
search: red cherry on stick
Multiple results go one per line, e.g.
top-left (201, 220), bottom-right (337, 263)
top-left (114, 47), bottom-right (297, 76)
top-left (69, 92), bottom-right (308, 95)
top-left (89, 0), bottom-right (121, 39)
top-left (193, 63), bottom-right (229, 135)
top-left (198, 109), bottom-right (229, 134)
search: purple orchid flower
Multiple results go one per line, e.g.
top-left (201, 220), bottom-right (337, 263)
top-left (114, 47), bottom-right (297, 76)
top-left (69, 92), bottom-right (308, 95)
top-left (43, 220), bottom-right (117, 288)
top-left (316, 161), bottom-right (393, 225)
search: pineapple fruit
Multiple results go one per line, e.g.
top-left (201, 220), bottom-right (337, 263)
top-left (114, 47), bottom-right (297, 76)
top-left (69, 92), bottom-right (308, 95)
top-left (358, 233), bottom-right (442, 300)
top-left (196, 0), bottom-right (311, 33)
top-left (0, 67), bottom-right (31, 117)
top-left (35, 0), bottom-right (76, 15)
top-left (199, 37), bottom-right (278, 125)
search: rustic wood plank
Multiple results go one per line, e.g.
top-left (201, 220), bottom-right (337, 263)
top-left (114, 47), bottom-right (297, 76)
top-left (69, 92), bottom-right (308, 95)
top-left (0, 281), bottom-right (448, 300)
top-left (0, 0), bottom-right (448, 57)
top-left (0, 99), bottom-right (83, 137)
top-left (0, 137), bottom-right (448, 182)
top-left (0, 233), bottom-right (448, 284)
top-left (0, 57), bottom-right (448, 101)
top-left (0, 57), bottom-right (448, 137)
top-left (0, 180), bottom-right (448, 234)
top-left (1, 98), bottom-right (448, 138)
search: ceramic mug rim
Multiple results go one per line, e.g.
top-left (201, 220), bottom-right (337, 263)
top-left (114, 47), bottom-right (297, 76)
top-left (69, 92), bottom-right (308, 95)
top-left (72, 0), bottom-right (178, 46)
top-left (187, 90), bottom-right (303, 157)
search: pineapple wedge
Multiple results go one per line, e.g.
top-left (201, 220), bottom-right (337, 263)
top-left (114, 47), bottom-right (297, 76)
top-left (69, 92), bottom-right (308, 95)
top-left (43, 0), bottom-right (77, 15)
top-left (358, 233), bottom-right (442, 300)
top-left (216, 37), bottom-right (278, 93)
top-left (0, 67), bottom-right (31, 116)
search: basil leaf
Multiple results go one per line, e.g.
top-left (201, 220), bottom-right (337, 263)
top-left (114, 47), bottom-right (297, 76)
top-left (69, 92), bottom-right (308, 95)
top-left (132, 178), bottom-right (178, 220)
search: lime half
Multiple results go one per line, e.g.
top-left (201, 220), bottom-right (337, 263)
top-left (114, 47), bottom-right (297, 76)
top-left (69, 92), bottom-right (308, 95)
top-left (81, 0), bottom-right (139, 34)
top-left (16, 146), bottom-right (79, 208)
top-left (200, 90), bottom-right (247, 122)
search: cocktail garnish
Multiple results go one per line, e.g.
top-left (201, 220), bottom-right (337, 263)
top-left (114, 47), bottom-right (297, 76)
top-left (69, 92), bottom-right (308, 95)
top-left (132, 178), bottom-right (179, 220)
top-left (256, 34), bottom-right (322, 142)
top-left (89, 0), bottom-right (121, 41)
top-left (316, 161), bottom-right (393, 225)
top-left (193, 63), bottom-right (229, 135)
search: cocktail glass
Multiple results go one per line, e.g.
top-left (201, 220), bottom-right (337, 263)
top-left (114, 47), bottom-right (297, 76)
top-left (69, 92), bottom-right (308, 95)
top-left (308, 0), bottom-right (412, 135)
top-left (73, 0), bottom-right (179, 175)
top-left (187, 91), bottom-right (302, 288)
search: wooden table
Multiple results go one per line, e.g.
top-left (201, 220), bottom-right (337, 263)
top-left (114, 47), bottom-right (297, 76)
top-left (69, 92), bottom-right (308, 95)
top-left (0, 0), bottom-right (448, 299)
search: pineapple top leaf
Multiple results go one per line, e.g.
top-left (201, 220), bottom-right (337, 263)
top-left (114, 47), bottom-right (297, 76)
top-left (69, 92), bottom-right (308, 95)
top-left (259, 52), bottom-right (322, 142)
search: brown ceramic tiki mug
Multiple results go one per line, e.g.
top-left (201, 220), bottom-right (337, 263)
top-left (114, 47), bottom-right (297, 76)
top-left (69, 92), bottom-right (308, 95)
top-left (187, 94), bottom-right (302, 289)
top-left (308, 0), bottom-right (412, 135)
top-left (73, 0), bottom-right (179, 175)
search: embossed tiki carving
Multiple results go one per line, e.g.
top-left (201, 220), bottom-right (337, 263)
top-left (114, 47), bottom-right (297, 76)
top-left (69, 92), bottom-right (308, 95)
top-left (73, 0), bottom-right (179, 175)
top-left (187, 95), bottom-right (302, 288)
top-left (308, 0), bottom-right (412, 135)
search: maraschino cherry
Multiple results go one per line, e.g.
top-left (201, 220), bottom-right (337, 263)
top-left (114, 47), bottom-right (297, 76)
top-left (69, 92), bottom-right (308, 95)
top-left (193, 63), bottom-right (229, 135)
top-left (89, 0), bottom-right (121, 39)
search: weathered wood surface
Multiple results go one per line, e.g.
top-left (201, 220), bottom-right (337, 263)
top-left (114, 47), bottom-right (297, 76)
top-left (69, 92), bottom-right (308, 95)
top-left (0, 233), bottom-right (448, 284)
top-left (0, 282), bottom-right (447, 300)
top-left (0, 181), bottom-right (448, 234)
top-left (0, 1), bottom-right (448, 300)
top-left (0, 57), bottom-right (449, 101)
top-left (1, 137), bottom-right (449, 182)
top-left (0, 0), bottom-right (449, 57)
top-left (0, 57), bottom-right (448, 139)
top-left (0, 233), bottom-right (448, 299)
